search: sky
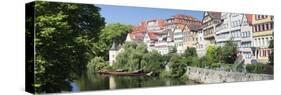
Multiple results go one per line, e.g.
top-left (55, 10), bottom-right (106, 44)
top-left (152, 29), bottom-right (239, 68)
top-left (96, 4), bottom-right (204, 26)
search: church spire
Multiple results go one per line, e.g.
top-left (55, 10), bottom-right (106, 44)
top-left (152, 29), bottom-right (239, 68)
top-left (110, 42), bottom-right (117, 50)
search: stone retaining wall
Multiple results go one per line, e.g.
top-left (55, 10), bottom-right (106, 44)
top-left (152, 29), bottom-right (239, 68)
top-left (186, 66), bottom-right (273, 83)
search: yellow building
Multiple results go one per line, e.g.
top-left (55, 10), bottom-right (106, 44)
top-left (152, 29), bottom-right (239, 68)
top-left (252, 15), bottom-right (273, 64)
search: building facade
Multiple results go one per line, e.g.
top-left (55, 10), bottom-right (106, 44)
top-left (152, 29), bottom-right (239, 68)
top-left (252, 15), bottom-right (274, 64)
top-left (109, 43), bottom-right (123, 66)
top-left (202, 12), bottom-right (221, 47)
top-left (215, 13), bottom-right (254, 64)
top-left (196, 28), bottom-right (206, 57)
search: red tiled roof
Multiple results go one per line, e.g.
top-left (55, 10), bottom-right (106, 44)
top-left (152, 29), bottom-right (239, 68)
top-left (129, 32), bottom-right (145, 41)
top-left (148, 32), bottom-right (158, 40)
top-left (157, 19), bottom-right (166, 29)
top-left (172, 14), bottom-right (199, 21)
top-left (165, 14), bottom-right (201, 26)
top-left (187, 23), bottom-right (203, 31)
top-left (245, 14), bottom-right (253, 25)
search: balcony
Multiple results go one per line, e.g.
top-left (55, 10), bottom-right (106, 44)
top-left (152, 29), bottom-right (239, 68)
top-left (204, 33), bottom-right (215, 39)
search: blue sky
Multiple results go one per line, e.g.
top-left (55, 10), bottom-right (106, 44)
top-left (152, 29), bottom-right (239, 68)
top-left (96, 4), bottom-right (204, 25)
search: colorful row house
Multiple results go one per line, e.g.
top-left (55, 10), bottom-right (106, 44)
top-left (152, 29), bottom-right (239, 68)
top-left (251, 15), bottom-right (274, 64)
top-left (200, 12), bottom-right (273, 64)
top-left (110, 13), bottom-right (273, 65)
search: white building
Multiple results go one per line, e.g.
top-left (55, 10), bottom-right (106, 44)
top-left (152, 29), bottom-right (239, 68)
top-left (109, 43), bottom-right (123, 66)
top-left (173, 25), bottom-right (186, 54)
top-left (240, 14), bottom-right (254, 64)
top-left (215, 13), bottom-right (253, 64)
top-left (196, 29), bottom-right (206, 57)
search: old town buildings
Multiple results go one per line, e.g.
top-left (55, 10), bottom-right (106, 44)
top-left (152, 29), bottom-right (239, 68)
top-left (202, 12), bottom-right (221, 47)
top-left (109, 13), bottom-right (273, 65)
top-left (215, 13), bottom-right (253, 64)
top-left (252, 15), bottom-right (274, 64)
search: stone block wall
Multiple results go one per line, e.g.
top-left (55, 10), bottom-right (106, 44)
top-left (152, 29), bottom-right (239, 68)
top-left (186, 66), bottom-right (273, 83)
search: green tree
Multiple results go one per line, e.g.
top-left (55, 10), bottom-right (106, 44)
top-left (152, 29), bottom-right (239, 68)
top-left (169, 54), bottom-right (187, 78)
top-left (221, 40), bottom-right (237, 64)
top-left (100, 23), bottom-right (132, 45)
top-left (141, 50), bottom-right (164, 73)
top-left (114, 42), bottom-right (166, 73)
top-left (33, 1), bottom-right (105, 93)
top-left (199, 56), bottom-right (209, 68)
top-left (268, 39), bottom-right (273, 65)
top-left (206, 45), bottom-right (219, 64)
top-left (182, 47), bottom-right (199, 67)
top-left (183, 47), bottom-right (198, 57)
top-left (91, 23), bottom-right (132, 60)
top-left (87, 57), bottom-right (108, 73)
top-left (114, 42), bottom-right (147, 71)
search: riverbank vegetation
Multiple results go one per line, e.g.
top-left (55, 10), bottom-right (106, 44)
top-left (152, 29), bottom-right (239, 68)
top-left (113, 42), bottom-right (167, 74)
top-left (108, 38), bottom-right (273, 79)
top-left (31, 1), bottom-right (131, 93)
top-left (32, 1), bottom-right (106, 93)
top-left (197, 39), bottom-right (273, 75)
top-left (30, 1), bottom-right (273, 93)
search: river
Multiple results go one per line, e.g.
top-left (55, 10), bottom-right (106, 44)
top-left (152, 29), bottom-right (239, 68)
top-left (71, 73), bottom-right (198, 92)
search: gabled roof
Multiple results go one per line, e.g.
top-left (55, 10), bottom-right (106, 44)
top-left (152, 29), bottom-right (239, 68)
top-left (110, 42), bottom-right (121, 50)
top-left (205, 12), bottom-right (221, 19)
top-left (128, 32), bottom-right (145, 41)
top-left (207, 12), bottom-right (221, 19)
top-left (187, 24), bottom-right (203, 31)
top-left (172, 14), bottom-right (200, 21)
top-left (245, 14), bottom-right (253, 25)
top-left (157, 19), bottom-right (166, 29)
top-left (147, 32), bottom-right (158, 40)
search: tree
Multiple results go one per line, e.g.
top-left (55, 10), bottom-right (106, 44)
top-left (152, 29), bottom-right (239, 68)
top-left (114, 42), bottom-right (147, 71)
top-left (268, 39), bottom-right (273, 65)
top-left (87, 57), bottom-right (108, 73)
top-left (91, 23), bottom-right (132, 60)
top-left (100, 23), bottom-right (132, 45)
top-left (221, 40), bottom-right (237, 64)
top-left (141, 50), bottom-right (164, 73)
top-left (183, 47), bottom-right (198, 57)
top-left (199, 56), bottom-right (209, 68)
top-left (181, 47), bottom-right (200, 67)
top-left (114, 42), bottom-right (166, 73)
top-left (34, 1), bottom-right (105, 93)
top-left (206, 45), bottom-right (219, 64)
top-left (169, 54), bottom-right (187, 78)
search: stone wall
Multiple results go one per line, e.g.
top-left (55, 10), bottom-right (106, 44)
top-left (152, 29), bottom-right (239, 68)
top-left (185, 66), bottom-right (273, 83)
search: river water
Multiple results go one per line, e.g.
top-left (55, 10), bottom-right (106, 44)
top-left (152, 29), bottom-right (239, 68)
top-left (71, 73), bottom-right (198, 92)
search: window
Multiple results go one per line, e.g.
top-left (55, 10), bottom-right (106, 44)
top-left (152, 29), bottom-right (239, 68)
top-left (263, 50), bottom-right (266, 57)
top-left (266, 37), bottom-right (269, 46)
top-left (255, 15), bottom-right (260, 20)
top-left (270, 23), bottom-right (273, 29)
top-left (258, 38), bottom-right (261, 47)
top-left (268, 50), bottom-right (271, 56)
top-left (261, 38), bottom-right (264, 46)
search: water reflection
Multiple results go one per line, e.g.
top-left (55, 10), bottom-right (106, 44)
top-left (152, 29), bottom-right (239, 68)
top-left (72, 73), bottom-right (198, 92)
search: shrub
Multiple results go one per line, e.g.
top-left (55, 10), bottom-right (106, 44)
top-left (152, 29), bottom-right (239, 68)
top-left (246, 64), bottom-right (273, 74)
